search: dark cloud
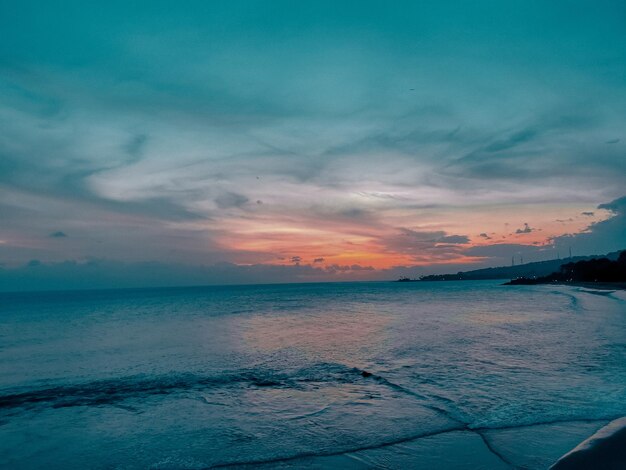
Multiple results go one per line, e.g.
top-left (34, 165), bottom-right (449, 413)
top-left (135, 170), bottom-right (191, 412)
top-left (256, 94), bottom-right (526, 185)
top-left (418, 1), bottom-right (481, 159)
top-left (394, 229), bottom-right (468, 245)
top-left (479, 232), bottom-right (492, 240)
top-left (215, 192), bottom-right (249, 209)
top-left (49, 231), bottom-right (67, 238)
top-left (0, 259), bottom-right (375, 292)
top-left (338, 208), bottom-right (370, 220)
top-left (349, 264), bottom-right (374, 271)
top-left (581, 211), bottom-right (594, 216)
top-left (439, 234), bottom-right (470, 244)
top-left (124, 134), bottom-right (148, 162)
top-left (444, 125), bottom-right (543, 179)
top-left (324, 264), bottom-right (374, 274)
top-left (382, 228), bottom-right (467, 263)
top-left (482, 128), bottom-right (539, 153)
top-left (515, 223), bottom-right (534, 234)
top-left (441, 111), bottom-right (624, 187)
top-left (552, 196), bottom-right (626, 256)
top-left (313, 257), bottom-right (325, 263)
top-left (398, 228), bottom-right (446, 241)
top-left (599, 197), bottom-right (626, 213)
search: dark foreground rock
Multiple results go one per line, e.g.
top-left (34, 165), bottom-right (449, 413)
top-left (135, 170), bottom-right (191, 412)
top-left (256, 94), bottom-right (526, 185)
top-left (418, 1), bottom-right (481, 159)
top-left (550, 417), bottom-right (626, 469)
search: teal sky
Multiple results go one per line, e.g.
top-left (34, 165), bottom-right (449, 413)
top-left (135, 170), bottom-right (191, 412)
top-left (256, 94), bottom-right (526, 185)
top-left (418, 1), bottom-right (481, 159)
top-left (1, 1), bottom-right (625, 289)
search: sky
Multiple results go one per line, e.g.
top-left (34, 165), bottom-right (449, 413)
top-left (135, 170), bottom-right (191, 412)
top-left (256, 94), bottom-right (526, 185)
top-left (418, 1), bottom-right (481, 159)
top-left (1, 1), bottom-right (625, 290)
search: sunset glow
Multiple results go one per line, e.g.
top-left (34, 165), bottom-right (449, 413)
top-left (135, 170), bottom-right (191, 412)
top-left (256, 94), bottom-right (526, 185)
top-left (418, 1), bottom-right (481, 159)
top-left (1, 1), bottom-right (625, 288)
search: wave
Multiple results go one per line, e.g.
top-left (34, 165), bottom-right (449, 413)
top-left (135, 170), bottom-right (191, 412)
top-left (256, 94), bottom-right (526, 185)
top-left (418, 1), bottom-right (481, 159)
top-left (575, 288), bottom-right (617, 297)
top-left (207, 425), bottom-right (466, 469)
top-left (0, 363), bottom-right (386, 413)
top-left (549, 289), bottom-right (584, 312)
top-left (206, 417), bottom-right (624, 469)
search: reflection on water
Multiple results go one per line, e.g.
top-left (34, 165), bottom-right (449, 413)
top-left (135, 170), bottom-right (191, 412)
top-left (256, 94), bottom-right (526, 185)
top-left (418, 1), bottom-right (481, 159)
top-left (464, 310), bottom-right (532, 325)
top-left (241, 306), bottom-right (390, 363)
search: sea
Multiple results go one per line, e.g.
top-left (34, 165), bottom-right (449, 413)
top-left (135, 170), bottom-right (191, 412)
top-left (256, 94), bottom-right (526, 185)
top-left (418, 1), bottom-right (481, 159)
top-left (1, 280), bottom-right (625, 469)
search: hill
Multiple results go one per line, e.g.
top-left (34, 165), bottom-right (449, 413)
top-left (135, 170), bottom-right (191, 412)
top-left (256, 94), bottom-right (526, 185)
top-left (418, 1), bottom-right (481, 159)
top-left (415, 251), bottom-right (622, 282)
top-left (506, 250), bottom-right (626, 286)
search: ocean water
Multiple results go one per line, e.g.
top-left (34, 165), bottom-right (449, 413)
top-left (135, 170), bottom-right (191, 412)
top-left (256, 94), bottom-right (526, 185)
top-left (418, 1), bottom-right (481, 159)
top-left (1, 281), bottom-right (625, 469)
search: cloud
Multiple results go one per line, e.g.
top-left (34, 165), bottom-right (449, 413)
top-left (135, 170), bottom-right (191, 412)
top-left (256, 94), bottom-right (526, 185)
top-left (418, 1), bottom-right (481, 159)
top-left (441, 108), bottom-right (626, 192)
top-left (324, 264), bottom-right (375, 274)
top-left (515, 223), bottom-right (534, 234)
top-left (214, 192), bottom-right (249, 209)
top-left (479, 232), bottom-right (492, 240)
top-left (0, 259), bottom-right (376, 292)
top-left (465, 243), bottom-right (542, 258)
top-left (313, 257), bottom-right (325, 263)
top-left (49, 231), bottom-right (67, 238)
top-left (123, 134), bottom-right (148, 162)
top-left (552, 195), bottom-right (626, 256)
top-left (398, 228), bottom-right (446, 241)
top-left (395, 229), bottom-right (469, 245)
top-left (599, 197), bottom-right (626, 213)
top-left (2, 188), bottom-right (624, 291)
top-left (438, 234), bottom-right (470, 244)
top-left (1, 2), bottom-right (625, 289)
top-left (581, 211), bottom-right (595, 216)
top-left (380, 228), bottom-right (470, 263)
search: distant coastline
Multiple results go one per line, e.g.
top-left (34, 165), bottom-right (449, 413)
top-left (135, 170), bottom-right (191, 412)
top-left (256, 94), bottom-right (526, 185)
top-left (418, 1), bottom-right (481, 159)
top-left (504, 251), bottom-right (626, 289)
top-left (397, 249), bottom-right (626, 289)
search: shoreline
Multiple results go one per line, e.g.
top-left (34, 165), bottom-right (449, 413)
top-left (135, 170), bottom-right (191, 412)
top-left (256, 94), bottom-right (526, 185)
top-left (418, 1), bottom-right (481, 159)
top-left (565, 281), bottom-right (626, 291)
top-left (504, 280), bottom-right (626, 290)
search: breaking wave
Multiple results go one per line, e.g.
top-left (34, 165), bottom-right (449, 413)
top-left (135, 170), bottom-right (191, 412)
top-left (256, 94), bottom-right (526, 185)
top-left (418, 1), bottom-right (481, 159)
top-left (0, 363), bottom-right (384, 412)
